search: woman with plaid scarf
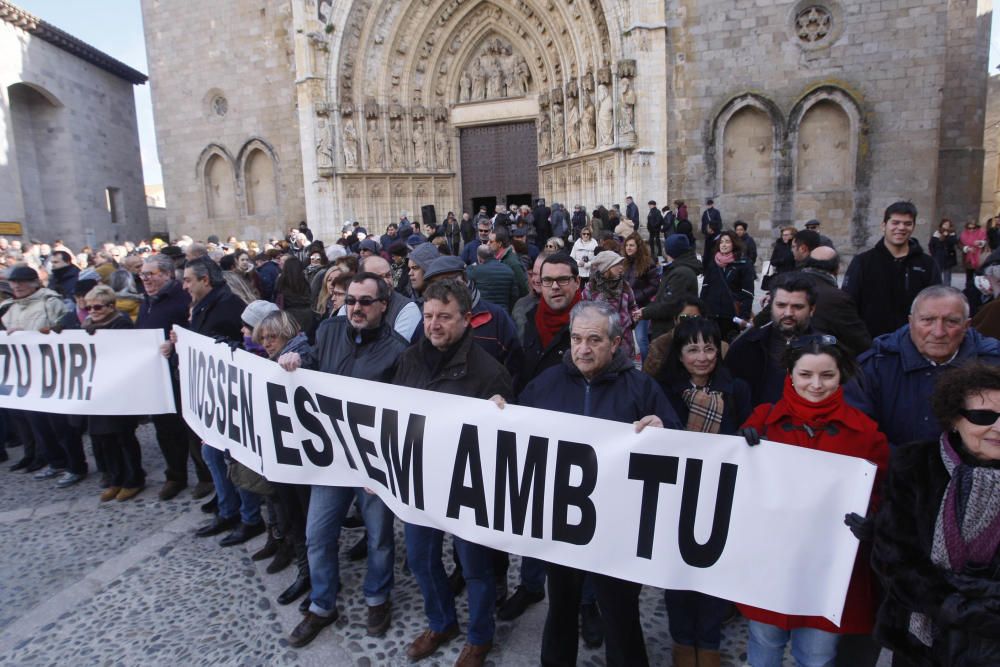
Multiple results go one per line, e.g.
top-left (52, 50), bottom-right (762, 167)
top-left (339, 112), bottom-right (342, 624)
top-left (654, 316), bottom-right (752, 667)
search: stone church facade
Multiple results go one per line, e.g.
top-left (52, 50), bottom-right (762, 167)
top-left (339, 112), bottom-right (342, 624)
top-left (144, 0), bottom-right (993, 252)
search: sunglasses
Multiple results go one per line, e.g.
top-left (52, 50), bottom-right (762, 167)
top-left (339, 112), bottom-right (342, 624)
top-left (958, 409), bottom-right (1000, 426)
top-left (83, 304), bottom-right (110, 312)
top-left (789, 334), bottom-right (838, 349)
top-left (344, 296), bottom-right (385, 307)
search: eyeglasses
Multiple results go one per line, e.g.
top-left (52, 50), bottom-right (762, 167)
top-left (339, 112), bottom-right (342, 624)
top-left (83, 304), bottom-right (110, 312)
top-left (478, 229), bottom-right (491, 234)
top-left (545, 244), bottom-right (558, 250)
top-left (139, 272), bottom-right (159, 279)
top-left (260, 333), bottom-right (282, 342)
top-left (958, 409), bottom-right (1000, 426)
top-left (541, 276), bottom-right (575, 287)
top-left (580, 232), bottom-right (591, 236)
top-left (331, 291), bottom-right (347, 299)
top-left (676, 313), bottom-right (702, 321)
top-left (789, 334), bottom-right (838, 349)
top-left (344, 295), bottom-right (385, 307)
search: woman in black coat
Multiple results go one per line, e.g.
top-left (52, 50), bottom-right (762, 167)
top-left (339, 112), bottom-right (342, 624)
top-left (700, 230), bottom-right (754, 340)
top-left (655, 316), bottom-right (751, 667)
top-left (872, 363), bottom-right (1000, 667)
top-left (768, 226), bottom-right (797, 279)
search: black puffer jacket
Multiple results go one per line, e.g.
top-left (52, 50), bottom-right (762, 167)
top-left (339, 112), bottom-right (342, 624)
top-left (872, 437), bottom-right (1000, 666)
top-left (310, 317), bottom-right (407, 382)
top-left (393, 328), bottom-right (513, 401)
top-left (189, 284), bottom-right (245, 342)
top-left (136, 279), bottom-right (190, 336)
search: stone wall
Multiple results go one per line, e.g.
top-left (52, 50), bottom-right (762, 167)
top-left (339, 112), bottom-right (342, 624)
top-left (982, 73), bottom-right (1000, 222)
top-left (141, 0), bottom-right (305, 243)
top-left (0, 20), bottom-right (148, 248)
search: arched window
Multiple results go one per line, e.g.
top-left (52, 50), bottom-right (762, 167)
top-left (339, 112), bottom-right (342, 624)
top-left (204, 153), bottom-right (237, 219)
top-left (244, 148), bottom-right (277, 216)
top-left (796, 101), bottom-right (852, 191)
top-left (722, 107), bottom-right (775, 195)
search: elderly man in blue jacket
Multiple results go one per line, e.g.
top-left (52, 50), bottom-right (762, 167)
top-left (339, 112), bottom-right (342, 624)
top-left (847, 285), bottom-right (1000, 448)
top-left (515, 299), bottom-right (681, 667)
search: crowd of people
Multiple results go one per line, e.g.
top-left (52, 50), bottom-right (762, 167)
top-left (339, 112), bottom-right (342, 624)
top-left (1, 197), bottom-right (999, 667)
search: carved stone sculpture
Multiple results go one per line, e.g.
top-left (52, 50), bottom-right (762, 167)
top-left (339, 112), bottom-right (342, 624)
top-left (486, 60), bottom-right (504, 99)
top-left (619, 76), bottom-right (636, 144)
top-left (566, 99), bottom-right (580, 153)
top-left (515, 55), bottom-right (530, 95)
top-left (388, 117), bottom-right (405, 169)
top-left (316, 118), bottom-right (334, 175)
top-left (435, 126), bottom-right (450, 169)
top-left (367, 117), bottom-right (384, 169)
top-left (413, 120), bottom-right (427, 169)
top-left (459, 71), bottom-right (472, 102)
top-left (597, 83), bottom-right (614, 147)
top-left (471, 60), bottom-right (486, 100)
top-left (551, 100), bottom-right (564, 157)
top-left (581, 88), bottom-right (596, 149)
top-left (538, 112), bottom-right (551, 160)
top-left (342, 116), bottom-right (359, 168)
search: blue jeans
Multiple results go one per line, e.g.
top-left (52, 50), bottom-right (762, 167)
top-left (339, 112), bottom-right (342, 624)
top-left (201, 444), bottom-right (261, 525)
top-left (634, 319), bottom-right (650, 360)
top-left (663, 590), bottom-right (730, 649)
top-left (306, 486), bottom-right (395, 615)
top-left (518, 555), bottom-right (546, 594)
top-left (747, 621), bottom-right (839, 667)
top-left (406, 524), bottom-right (495, 645)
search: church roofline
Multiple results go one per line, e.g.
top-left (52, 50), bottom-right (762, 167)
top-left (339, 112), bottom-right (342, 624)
top-left (0, 0), bottom-right (148, 85)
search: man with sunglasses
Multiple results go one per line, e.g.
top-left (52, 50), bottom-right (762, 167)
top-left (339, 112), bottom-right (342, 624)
top-left (461, 220), bottom-right (493, 266)
top-left (278, 272), bottom-right (408, 647)
top-left (847, 285), bottom-right (1000, 448)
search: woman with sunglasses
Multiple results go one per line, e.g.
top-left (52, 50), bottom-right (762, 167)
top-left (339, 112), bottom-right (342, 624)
top-left (569, 226), bottom-right (598, 285)
top-left (83, 285), bottom-right (146, 500)
top-left (656, 316), bottom-right (751, 667)
top-left (738, 335), bottom-right (889, 667)
top-left (871, 363), bottom-right (1000, 666)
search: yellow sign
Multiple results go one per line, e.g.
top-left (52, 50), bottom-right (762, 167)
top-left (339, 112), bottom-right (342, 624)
top-left (0, 222), bottom-right (23, 236)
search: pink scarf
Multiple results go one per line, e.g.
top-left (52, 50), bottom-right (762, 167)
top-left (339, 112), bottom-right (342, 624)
top-left (714, 251), bottom-right (735, 268)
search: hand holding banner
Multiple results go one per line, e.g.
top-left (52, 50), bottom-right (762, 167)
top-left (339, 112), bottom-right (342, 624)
top-left (175, 326), bottom-right (875, 625)
top-left (0, 329), bottom-right (175, 415)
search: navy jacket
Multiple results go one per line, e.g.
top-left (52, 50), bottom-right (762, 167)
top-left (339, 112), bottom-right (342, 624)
top-left (189, 284), bottom-right (244, 343)
top-left (520, 349), bottom-right (681, 429)
top-left (461, 239), bottom-right (484, 266)
top-left (136, 279), bottom-right (190, 336)
top-left (845, 325), bottom-right (1000, 447)
top-left (469, 294), bottom-right (524, 385)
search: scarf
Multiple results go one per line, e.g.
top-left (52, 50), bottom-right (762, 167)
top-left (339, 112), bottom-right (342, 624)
top-left (682, 384), bottom-right (724, 434)
top-left (781, 375), bottom-right (845, 423)
top-left (910, 432), bottom-right (1000, 646)
top-left (590, 270), bottom-right (624, 301)
top-left (535, 290), bottom-right (582, 349)
top-left (714, 251), bottom-right (735, 268)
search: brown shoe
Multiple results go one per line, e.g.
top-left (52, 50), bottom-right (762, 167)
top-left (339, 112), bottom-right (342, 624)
top-left (406, 625), bottom-right (459, 661)
top-left (454, 642), bottom-right (492, 667)
top-left (191, 481), bottom-right (215, 499)
top-left (100, 487), bottom-right (122, 502)
top-left (158, 480), bottom-right (185, 501)
top-left (366, 600), bottom-right (391, 637)
top-left (288, 610), bottom-right (338, 648)
top-left (116, 486), bottom-right (144, 501)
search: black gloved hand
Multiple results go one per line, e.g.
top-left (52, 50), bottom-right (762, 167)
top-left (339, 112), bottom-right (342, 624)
top-left (844, 512), bottom-right (874, 542)
top-left (739, 427), bottom-right (761, 446)
top-left (213, 335), bottom-right (241, 352)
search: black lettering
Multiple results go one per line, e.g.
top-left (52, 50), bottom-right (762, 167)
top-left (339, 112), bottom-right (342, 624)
top-left (226, 363), bottom-right (240, 445)
top-left (214, 360), bottom-right (226, 434)
top-left (317, 395), bottom-right (357, 469)
top-left (57, 343), bottom-right (66, 399)
top-left (0, 345), bottom-right (11, 396)
top-left (494, 430), bottom-right (548, 538)
top-left (446, 424), bottom-right (489, 527)
top-left (187, 348), bottom-right (199, 413)
top-left (68, 344), bottom-right (87, 400)
top-left (85, 343), bottom-right (96, 400)
top-left (204, 358), bottom-right (216, 427)
top-left (379, 410), bottom-right (426, 509)
top-left (266, 381), bottom-right (301, 466)
top-left (14, 345), bottom-right (31, 397)
top-left (628, 453), bottom-right (680, 559)
top-left (347, 402), bottom-right (386, 488)
top-left (294, 386), bottom-right (333, 466)
top-left (40, 344), bottom-right (57, 398)
top-left (551, 440), bottom-right (598, 545)
top-left (239, 372), bottom-right (255, 452)
top-left (678, 460), bottom-right (738, 568)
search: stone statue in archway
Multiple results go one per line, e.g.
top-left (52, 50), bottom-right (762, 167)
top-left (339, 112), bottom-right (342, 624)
top-left (459, 71), bottom-right (472, 102)
top-left (551, 100), bottom-right (564, 156)
top-left (581, 88), bottom-right (596, 149)
top-left (342, 116), bottom-right (359, 168)
top-left (538, 112), bottom-right (551, 161)
top-left (388, 116), bottom-right (405, 169)
top-left (514, 55), bottom-right (530, 95)
top-left (566, 99), bottom-right (580, 153)
top-left (435, 125), bottom-right (450, 169)
top-left (597, 83), bottom-right (614, 146)
top-left (316, 118), bottom-right (334, 174)
top-left (486, 59), bottom-right (504, 99)
top-left (413, 120), bottom-right (427, 169)
top-left (619, 76), bottom-right (636, 144)
top-left (367, 117), bottom-right (384, 168)
top-left (471, 60), bottom-right (486, 100)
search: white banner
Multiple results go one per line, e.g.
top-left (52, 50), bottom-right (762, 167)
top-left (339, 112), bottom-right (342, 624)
top-left (0, 330), bottom-right (175, 415)
top-left (176, 327), bottom-right (875, 624)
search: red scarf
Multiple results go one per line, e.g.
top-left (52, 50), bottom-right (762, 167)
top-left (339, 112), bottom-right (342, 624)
top-left (535, 291), bottom-right (582, 348)
top-left (780, 376), bottom-right (848, 425)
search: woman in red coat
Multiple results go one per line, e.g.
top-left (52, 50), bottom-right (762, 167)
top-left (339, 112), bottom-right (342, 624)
top-left (738, 335), bottom-right (889, 667)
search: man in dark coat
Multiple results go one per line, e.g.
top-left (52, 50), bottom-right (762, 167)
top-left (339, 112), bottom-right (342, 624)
top-left (459, 212), bottom-right (476, 246)
top-left (467, 245), bottom-right (518, 313)
top-left (461, 219), bottom-right (493, 266)
top-left (640, 234), bottom-right (702, 340)
top-left (392, 279), bottom-right (513, 666)
top-left (624, 196), bottom-right (640, 229)
top-left (47, 250), bottom-right (79, 303)
top-left (137, 254), bottom-right (210, 501)
top-left (532, 198), bottom-right (551, 237)
top-left (800, 247), bottom-right (871, 358)
top-left (646, 200), bottom-right (664, 259)
top-left (518, 299), bottom-right (680, 667)
top-left (842, 201), bottom-right (941, 338)
top-left (846, 286), bottom-right (1000, 448)
top-left (700, 199), bottom-right (722, 250)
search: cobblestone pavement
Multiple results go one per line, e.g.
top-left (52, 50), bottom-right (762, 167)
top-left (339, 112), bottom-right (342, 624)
top-left (0, 423), bottom-right (885, 666)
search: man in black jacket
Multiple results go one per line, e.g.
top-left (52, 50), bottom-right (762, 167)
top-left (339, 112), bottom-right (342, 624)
top-left (178, 258), bottom-right (265, 548)
top-left (138, 253), bottom-right (212, 501)
top-left (800, 247), bottom-right (871, 358)
top-left (646, 200), bottom-right (664, 259)
top-left (700, 198), bottom-right (722, 251)
top-left (842, 201), bottom-right (941, 338)
top-left (392, 279), bottom-right (513, 667)
top-left (278, 272), bottom-right (409, 647)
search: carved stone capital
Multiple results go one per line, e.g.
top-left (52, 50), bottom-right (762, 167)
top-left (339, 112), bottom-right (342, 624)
top-left (617, 59), bottom-right (637, 78)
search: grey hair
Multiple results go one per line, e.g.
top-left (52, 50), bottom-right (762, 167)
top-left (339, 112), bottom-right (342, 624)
top-left (569, 300), bottom-right (623, 340)
top-left (142, 253), bottom-right (175, 276)
top-left (984, 264), bottom-right (1000, 280)
top-left (910, 285), bottom-right (970, 319)
top-left (252, 311), bottom-right (300, 350)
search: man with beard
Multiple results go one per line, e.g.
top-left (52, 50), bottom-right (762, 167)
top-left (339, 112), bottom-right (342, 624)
top-left (726, 273), bottom-right (820, 406)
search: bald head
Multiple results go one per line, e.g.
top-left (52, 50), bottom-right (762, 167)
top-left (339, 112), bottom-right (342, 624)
top-left (804, 246), bottom-right (840, 276)
top-left (359, 255), bottom-right (394, 291)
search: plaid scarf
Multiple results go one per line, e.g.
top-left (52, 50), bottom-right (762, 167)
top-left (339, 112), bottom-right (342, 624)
top-left (909, 432), bottom-right (1000, 646)
top-left (682, 385), bottom-right (724, 434)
